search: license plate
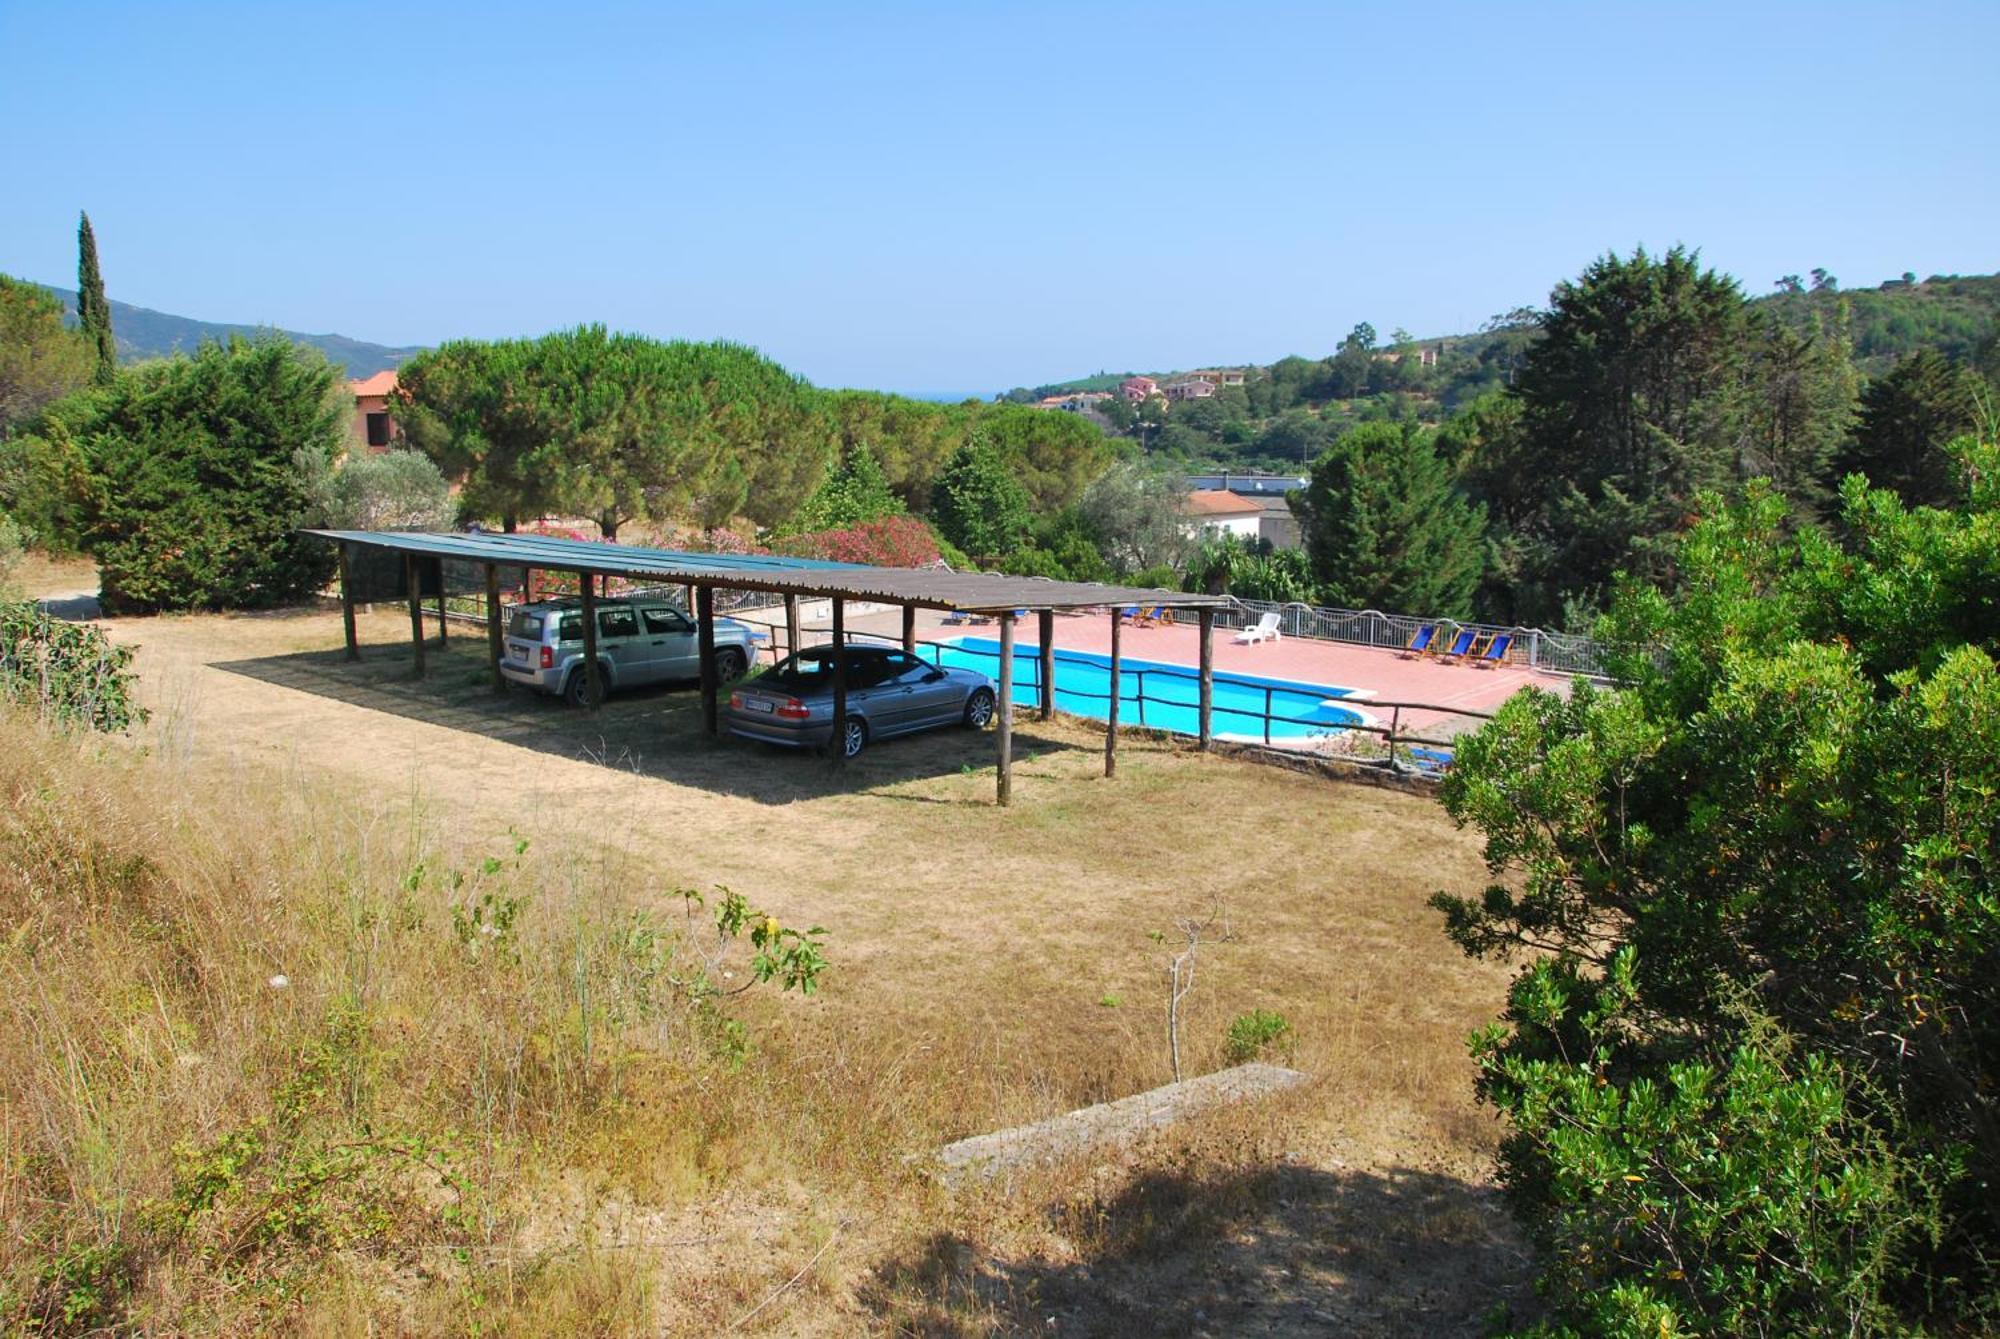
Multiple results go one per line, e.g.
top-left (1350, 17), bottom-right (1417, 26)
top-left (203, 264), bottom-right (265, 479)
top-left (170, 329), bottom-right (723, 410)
top-left (744, 698), bottom-right (774, 713)
top-left (510, 646), bottom-right (528, 661)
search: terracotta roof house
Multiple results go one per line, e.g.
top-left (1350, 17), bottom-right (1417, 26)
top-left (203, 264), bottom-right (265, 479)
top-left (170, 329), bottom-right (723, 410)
top-left (1119, 375), bottom-right (1160, 403)
top-left (348, 371), bottom-right (400, 454)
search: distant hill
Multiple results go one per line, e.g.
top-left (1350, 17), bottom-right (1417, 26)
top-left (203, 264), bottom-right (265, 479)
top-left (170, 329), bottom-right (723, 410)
top-left (1004, 270), bottom-right (2000, 400)
top-left (34, 283), bottom-right (422, 378)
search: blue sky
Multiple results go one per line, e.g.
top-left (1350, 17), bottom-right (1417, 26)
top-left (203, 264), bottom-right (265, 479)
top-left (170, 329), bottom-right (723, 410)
top-left (3, 1), bottom-right (1995, 394)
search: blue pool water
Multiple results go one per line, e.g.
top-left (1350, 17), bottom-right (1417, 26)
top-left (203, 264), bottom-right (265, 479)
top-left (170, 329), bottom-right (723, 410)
top-left (921, 637), bottom-right (1373, 741)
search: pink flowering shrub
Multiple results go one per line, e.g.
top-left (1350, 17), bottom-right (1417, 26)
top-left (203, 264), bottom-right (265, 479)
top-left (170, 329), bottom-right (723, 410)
top-left (771, 515), bottom-right (941, 568)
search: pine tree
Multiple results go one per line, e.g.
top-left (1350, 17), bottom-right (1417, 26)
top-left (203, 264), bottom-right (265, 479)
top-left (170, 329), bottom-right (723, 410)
top-left (76, 211), bottom-right (116, 385)
top-left (1292, 420), bottom-right (1486, 618)
top-left (931, 440), bottom-right (1032, 561)
top-left (1836, 350), bottom-right (1984, 507)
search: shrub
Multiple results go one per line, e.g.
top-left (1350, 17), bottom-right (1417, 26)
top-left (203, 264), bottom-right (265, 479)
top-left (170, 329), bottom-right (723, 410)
top-left (1223, 1009), bottom-right (1295, 1064)
top-left (78, 337), bottom-right (344, 612)
top-left (0, 601), bottom-right (145, 732)
top-left (771, 514), bottom-right (942, 567)
top-left (0, 513), bottom-right (22, 600)
top-left (300, 445), bottom-right (457, 532)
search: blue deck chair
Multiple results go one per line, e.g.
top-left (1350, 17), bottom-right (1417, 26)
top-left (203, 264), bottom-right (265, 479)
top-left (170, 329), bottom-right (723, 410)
top-left (1433, 627), bottom-right (1479, 661)
top-left (1397, 623), bottom-right (1439, 659)
top-left (1472, 631), bottom-right (1515, 669)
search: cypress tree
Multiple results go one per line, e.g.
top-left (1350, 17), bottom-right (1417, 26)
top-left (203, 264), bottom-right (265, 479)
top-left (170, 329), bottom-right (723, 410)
top-left (76, 211), bottom-right (117, 385)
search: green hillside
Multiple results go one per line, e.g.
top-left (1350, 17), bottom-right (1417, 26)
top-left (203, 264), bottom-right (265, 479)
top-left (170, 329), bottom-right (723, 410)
top-left (36, 283), bottom-right (421, 378)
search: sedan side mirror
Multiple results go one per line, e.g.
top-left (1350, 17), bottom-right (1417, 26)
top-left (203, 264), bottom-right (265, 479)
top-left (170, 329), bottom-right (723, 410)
top-left (923, 669), bottom-right (945, 682)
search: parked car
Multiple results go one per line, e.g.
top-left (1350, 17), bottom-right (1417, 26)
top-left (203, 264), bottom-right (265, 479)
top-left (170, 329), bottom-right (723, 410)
top-left (499, 594), bottom-right (764, 706)
top-left (724, 643), bottom-right (996, 758)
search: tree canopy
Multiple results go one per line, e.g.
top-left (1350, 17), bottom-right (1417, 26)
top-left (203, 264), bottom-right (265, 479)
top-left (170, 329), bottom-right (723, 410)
top-left (1434, 448), bottom-right (2000, 1333)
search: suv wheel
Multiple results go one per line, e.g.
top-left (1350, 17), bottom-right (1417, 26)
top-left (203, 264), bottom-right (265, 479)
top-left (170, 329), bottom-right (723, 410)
top-left (565, 665), bottom-right (602, 708)
top-left (963, 687), bottom-right (996, 729)
top-left (714, 647), bottom-right (748, 682)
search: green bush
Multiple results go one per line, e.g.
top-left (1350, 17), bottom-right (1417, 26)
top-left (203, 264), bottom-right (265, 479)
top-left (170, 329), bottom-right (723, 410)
top-left (1223, 1009), bottom-right (1294, 1064)
top-left (0, 601), bottom-right (146, 732)
top-left (0, 514), bottom-right (22, 600)
top-left (76, 337), bottom-right (344, 612)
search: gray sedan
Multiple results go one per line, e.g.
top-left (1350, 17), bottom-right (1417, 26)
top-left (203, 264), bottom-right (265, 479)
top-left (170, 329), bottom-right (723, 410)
top-left (724, 644), bottom-right (996, 758)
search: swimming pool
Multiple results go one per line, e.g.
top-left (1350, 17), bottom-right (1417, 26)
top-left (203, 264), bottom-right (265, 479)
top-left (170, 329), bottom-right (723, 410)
top-left (921, 637), bottom-right (1374, 742)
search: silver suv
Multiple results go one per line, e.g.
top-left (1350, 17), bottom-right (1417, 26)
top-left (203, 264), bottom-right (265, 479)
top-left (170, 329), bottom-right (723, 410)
top-left (498, 593), bottom-right (765, 706)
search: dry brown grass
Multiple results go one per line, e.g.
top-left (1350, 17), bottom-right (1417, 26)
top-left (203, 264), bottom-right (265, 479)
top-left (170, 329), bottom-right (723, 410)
top-left (0, 604), bottom-right (1529, 1334)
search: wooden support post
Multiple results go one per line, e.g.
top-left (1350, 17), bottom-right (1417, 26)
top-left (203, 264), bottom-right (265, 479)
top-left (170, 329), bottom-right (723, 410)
top-left (785, 595), bottom-right (802, 661)
top-left (434, 558), bottom-right (447, 644)
top-left (830, 598), bottom-right (848, 764)
top-left (484, 563), bottom-right (504, 693)
top-left (697, 584), bottom-right (719, 737)
top-left (901, 603), bottom-right (917, 654)
top-left (579, 572), bottom-right (601, 708)
top-left (1104, 608), bottom-right (1122, 778)
top-left (996, 611), bottom-right (1015, 806)
top-left (1386, 706), bottom-right (1400, 765)
top-left (404, 552), bottom-right (426, 677)
top-left (1038, 609), bottom-right (1056, 720)
top-left (338, 542), bottom-right (359, 662)
top-left (1197, 608), bottom-right (1215, 751)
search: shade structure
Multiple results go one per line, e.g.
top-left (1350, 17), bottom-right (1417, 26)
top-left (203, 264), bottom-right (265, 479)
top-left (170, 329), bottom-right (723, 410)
top-left (305, 528), bottom-right (1231, 805)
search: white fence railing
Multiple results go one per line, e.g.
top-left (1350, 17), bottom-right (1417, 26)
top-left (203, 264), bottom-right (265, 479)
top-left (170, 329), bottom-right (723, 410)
top-left (1207, 597), bottom-right (1608, 677)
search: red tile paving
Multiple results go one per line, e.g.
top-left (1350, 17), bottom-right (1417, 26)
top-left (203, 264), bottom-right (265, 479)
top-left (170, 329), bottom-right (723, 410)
top-left (824, 606), bottom-right (1575, 740)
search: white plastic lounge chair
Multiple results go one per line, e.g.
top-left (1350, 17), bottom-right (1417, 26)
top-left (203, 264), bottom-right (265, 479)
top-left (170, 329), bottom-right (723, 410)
top-left (1234, 611), bottom-right (1283, 645)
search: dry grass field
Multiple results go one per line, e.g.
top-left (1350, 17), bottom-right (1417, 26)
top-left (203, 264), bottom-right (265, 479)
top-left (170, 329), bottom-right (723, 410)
top-left (2, 583), bottom-right (1529, 1334)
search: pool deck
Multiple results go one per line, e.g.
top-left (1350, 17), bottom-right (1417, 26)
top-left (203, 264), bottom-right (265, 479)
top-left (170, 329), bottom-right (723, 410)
top-left (763, 605), bottom-right (1575, 741)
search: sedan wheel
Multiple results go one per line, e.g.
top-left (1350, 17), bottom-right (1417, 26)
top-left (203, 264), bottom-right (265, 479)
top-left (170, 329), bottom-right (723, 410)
top-left (963, 687), bottom-right (996, 729)
top-left (837, 716), bottom-right (868, 759)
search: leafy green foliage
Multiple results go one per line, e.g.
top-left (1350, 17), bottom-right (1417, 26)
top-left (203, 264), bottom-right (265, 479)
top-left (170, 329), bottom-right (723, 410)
top-left (1076, 460), bottom-right (1195, 576)
top-left (1223, 1009), bottom-right (1294, 1064)
top-left (298, 446), bottom-right (456, 531)
top-left (0, 602), bottom-right (147, 732)
top-left (1433, 469), bottom-right (2000, 1333)
top-left (74, 213), bottom-right (115, 386)
top-left (69, 337), bottom-right (344, 612)
top-left (0, 274), bottom-right (94, 435)
top-left (1836, 350), bottom-right (1985, 508)
top-left (1292, 420), bottom-right (1484, 616)
top-left (784, 441), bottom-right (904, 535)
top-left (1184, 533), bottom-right (1315, 603)
top-left (931, 440), bottom-right (1033, 561)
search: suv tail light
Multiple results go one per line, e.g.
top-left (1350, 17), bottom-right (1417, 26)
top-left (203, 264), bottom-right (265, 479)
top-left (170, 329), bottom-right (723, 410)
top-left (776, 698), bottom-right (810, 720)
top-left (539, 646), bottom-right (553, 669)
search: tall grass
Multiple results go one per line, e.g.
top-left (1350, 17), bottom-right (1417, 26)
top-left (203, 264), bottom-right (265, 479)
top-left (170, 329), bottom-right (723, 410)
top-left (0, 711), bottom-right (824, 1332)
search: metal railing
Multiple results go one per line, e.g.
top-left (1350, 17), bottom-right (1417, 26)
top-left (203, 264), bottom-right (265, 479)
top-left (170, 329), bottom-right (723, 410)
top-left (822, 629), bottom-right (1489, 775)
top-left (1205, 597), bottom-right (1608, 678)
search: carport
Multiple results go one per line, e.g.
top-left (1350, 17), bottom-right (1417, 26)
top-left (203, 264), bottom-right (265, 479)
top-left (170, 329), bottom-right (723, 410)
top-left (304, 530), bottom-right (1231, 805)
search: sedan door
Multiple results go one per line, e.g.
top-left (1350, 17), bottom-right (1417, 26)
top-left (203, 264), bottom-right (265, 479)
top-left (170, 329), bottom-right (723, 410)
top-left (869, 651), bottom-right (942, 732)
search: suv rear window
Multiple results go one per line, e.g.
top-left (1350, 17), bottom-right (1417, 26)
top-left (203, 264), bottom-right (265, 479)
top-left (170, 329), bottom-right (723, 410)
top-left (508, 611), bottom-right (544, 640)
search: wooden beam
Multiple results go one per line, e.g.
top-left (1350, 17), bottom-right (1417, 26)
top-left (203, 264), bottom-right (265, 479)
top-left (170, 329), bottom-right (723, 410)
top-left (996, 611), bottom-right (1015, 806)
top-left (1038, 609), bottom-right (1056, 721)
top-left (338, 542), bottom-right (359, 662)
top-left (697, 583), bottom-right (719, 737)
top-left (785, 594), bottom-right (801, 662)
top-left (433, 557), bottom-right (447, 644)
top-left (1105, 608), bottom-right (1121, 778)
top-left (830, 598), bottom-right (847, 764)
top-left (484, 562), bottom-right (504, 693)
top-left (1198, 608), bottom-right (1214, 750)
top-left (404, 552), bottom-right (425, 676)
top-left (579, 571), bottom-right (601, 708)
top-left (902, 603), bottom-right (917, 654)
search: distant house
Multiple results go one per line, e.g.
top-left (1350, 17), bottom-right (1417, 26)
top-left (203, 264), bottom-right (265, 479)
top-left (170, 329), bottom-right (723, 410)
top-left (1193, 368), bottom-right (1247, 387)
top-left (1182, 489), bottom-right (1265, 542)
top-left (1162, 376), bottom-right (1217, 402)
top-left (1120, 375), bottom-right (1160, 403)
top-left (1036, 390), bottom-right (1114, 413)
top-left (348, 371), bottom-right (399, 454)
